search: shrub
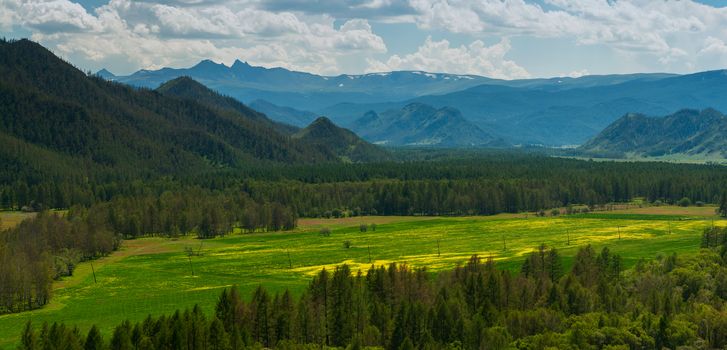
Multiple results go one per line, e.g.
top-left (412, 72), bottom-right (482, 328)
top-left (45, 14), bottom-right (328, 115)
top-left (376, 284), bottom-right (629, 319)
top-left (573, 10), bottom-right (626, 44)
top-left (677, 197), bottom-right (692, 207)
top-left (343, 240), bottom-right (351, 249)
top-left (359, 224), bottom-right (368, 232)
top-left (320, 227), bottom-right (331, 237)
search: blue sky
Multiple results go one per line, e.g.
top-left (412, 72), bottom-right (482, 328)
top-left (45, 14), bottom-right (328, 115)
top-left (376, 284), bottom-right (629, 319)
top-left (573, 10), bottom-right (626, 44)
top-left (3, 0), bottom-right (727, 79)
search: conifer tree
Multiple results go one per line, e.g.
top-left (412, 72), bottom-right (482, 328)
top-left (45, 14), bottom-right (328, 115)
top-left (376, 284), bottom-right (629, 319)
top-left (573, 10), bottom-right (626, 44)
top-left (84, 325), bottom-right (104, 350)
top-left (20, 321), bottom-right (37, 350)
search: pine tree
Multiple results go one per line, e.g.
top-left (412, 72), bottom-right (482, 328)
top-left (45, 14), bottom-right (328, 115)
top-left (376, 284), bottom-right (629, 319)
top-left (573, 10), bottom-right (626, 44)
top-left (20, 321), bottom-right (37, 350)
top-left (329, 265), bottom-right (354, 347)
top-left (110, 321), bottom-right (132, 350)
top-left (547, 248), bottom-right (563, 282)
top-left (84, 325), bottom-right (104, 350)
top-left (208, 318), bottom-right (230, 350)
top-left (719, 191), bottom-right (727, 217)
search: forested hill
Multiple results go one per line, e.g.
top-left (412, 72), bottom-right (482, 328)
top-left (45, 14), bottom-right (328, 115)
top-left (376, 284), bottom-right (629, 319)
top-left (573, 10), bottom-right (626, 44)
top-left (156, 76), bottom-right (299, 135)
top-left (350, 103), bottom-right (505, 147)
top-left (0, 38), bottom-right (338, 182)
top-left (579, 108), bottom-right (727, 159)
top-left (292, 117), bottom-right (392, 163)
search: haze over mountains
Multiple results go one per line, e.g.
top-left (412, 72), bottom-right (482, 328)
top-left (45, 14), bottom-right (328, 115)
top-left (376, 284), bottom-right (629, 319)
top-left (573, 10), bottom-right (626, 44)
top-left (104, 60), bottom-right (727, 148)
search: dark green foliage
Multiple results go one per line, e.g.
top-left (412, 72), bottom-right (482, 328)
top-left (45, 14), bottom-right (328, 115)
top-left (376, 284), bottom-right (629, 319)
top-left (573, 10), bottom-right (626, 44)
top-left (719, 191), bottom-right (727, 217)
top-left (156, 77), bottom-right (299, 135)
top-left (84, 325), bottom-right (104, 350)
top-left (0, 38), bottom-right (340, 184)
top-left (20, 321), bottom-right (37, 350)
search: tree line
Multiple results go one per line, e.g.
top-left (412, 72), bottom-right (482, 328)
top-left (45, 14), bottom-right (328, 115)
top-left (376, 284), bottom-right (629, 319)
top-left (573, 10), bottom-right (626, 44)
top-left (23, 227), bottom-right (727, 349)
top-left (0, 212), bottom-right (119, 314)
top-left (80, 189), bottom-right (297, 239)
top-left (3, 157), bottom-right (726, 218)
top-left (0, 189), bottom-right (297, 315)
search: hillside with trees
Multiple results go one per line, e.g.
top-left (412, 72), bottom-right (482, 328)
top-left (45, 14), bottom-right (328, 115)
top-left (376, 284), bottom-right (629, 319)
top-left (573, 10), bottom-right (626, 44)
top-left (292, 117), bottom-right (392, 163)
top-left (0, 38), bottom-right (338, 182)
top-left (350, 103), bottom-right (505, 147)
top-left (578, 108), bottom-right (727, 159)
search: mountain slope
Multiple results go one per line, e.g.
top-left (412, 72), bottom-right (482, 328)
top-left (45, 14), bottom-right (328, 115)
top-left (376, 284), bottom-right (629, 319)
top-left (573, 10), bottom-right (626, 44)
top-left (319, 70), bottom-right (727, 146)
top-left (292, 117), bottom-right (391, 162)
top-left (156, 77), bottom-right (298, 134)
top-left (578, 109), bottom-right (727, 158)
top-left (249, 99), bottom-right (317, 128)
top-left (102, 59), bottom-right (715, 147)
top-left (0, 39), bottom-right (336, 180)
top-left (350, 103), bottom-right (505, 147)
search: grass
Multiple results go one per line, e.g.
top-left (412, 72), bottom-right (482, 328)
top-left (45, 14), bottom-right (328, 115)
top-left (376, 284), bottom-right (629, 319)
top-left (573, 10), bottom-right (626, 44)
top-left (0, 207), bottom-right (724, 348)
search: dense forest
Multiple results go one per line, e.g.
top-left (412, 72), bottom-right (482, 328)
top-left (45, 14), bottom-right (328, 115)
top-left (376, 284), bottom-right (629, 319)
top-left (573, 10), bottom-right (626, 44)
top-left (21, 227), bottom-right (727, 349)
top-left (2, 156), bottom-right (727, 216)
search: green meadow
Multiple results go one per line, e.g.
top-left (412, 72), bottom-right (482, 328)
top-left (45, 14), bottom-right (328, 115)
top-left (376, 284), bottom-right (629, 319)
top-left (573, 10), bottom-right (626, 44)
top-left (0, 207), bottom-right (724, 348)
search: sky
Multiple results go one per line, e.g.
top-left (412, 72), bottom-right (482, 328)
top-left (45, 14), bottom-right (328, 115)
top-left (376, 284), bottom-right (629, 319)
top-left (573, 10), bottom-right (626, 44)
top-left (2, 0), bottom-right (727, 79)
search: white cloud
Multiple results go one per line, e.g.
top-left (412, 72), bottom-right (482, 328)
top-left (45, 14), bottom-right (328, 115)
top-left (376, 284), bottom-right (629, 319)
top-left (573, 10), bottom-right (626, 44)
top-left (3, 0), bottom-right (103, 32)
top-left (366, 36), bottom-right (529, 79)
top-left (566, 69), bottom-right (589, 78)
top-left (407, 0), bottom-right (727, 72)
top-left (1, 0), bottom-right (388, 75)
top-left (700, 36), bottom-right (727, 56)
top-left (4, 0), bottom-right (727, 76)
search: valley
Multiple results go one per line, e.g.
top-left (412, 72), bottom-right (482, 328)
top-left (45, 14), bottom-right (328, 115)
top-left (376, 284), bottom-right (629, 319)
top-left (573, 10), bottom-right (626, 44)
top-left (2, 15), bottom-right (727, 347)
top-left (1, 207), bottom-right (723, 347)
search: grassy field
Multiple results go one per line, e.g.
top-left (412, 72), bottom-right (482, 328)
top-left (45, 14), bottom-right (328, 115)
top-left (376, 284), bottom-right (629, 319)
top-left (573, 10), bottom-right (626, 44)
top-left (0, 207), bottom-right (724, 347)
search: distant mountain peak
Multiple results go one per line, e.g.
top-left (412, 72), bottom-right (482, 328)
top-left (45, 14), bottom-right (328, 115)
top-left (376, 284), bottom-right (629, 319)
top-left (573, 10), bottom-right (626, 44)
top-left (96, 68), bottom-right (116, 79)
top-left (298, 116), bottom-right (340, 138)
top-left (194, 59), bottom-right (225, 67)
top-left (231, 59), bottom-right (251, 69)
top-left (157, 76), bottom-right (210, 95)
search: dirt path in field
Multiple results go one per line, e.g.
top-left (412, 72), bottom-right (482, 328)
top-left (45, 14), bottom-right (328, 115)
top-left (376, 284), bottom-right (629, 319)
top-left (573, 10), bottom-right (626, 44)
top-left (608, 206), bottom-right (720, 217)
top-left (297, 213), bottom-right (531, 229)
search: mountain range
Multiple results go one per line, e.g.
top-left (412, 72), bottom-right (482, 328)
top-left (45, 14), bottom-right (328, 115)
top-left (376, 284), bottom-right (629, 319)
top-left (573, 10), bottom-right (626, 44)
top-left (0, 39), bottom-right (387, 182)
top-left (5, 38), bottom-right (724, 165)
top-left (350, 103), bottom-right (504, 147)
top-left (578, 109), bottom-right (727, 159)
top-left (102, 60), bottom-right (727, 146)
